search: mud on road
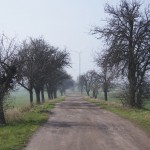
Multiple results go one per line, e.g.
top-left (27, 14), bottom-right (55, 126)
top-left (24, 95), bottom-right (150, 150)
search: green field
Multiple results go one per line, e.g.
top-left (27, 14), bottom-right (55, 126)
top-left (9, 88), bottom-right (31, 107)
top-left (8, 87), bottom-right (61, 107)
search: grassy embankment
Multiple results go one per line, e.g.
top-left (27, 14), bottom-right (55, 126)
top-left (0, 97), bottom-right (64, 150)
top-left (85, 96), bottom-right (150, 135)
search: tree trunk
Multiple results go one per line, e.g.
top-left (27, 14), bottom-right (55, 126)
top-left (47, 91), bottom-right (50, 99)
top-left (35, 89), bottom-right (41, 104)
top-left (50, 91), bottom-right (53, 99)
top-left (54, 90), bottom-right (57, 99)
top-left (47, 85), bottom-right (53, 100)
top-left (46, 85), bottom-right (50, 100)
top-left (41, 88), bottom-right (45, 103)
top-left (95, 90), bottom-right (98, 99)
top-left (0, 100), bottom-right (6, 124)
top-left (86, 90), bottom-right (90, 96)
top-left (128, 65), bottom-right (136, 107)
top-left (128, 19), bottom-right (136, 107)
top-left (136, 87), bottom-right (143, 109)
top-left (29, 89), bottom-right (33, 107)
top-left (48, 90), bottom-right (53, 100)
top-left (104, 91), bottom-right (108, 101)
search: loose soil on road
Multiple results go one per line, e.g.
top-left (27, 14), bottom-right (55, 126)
top-left (24, 95), bottom-right (150, 150)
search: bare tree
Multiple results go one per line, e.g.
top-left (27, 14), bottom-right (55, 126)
top-left (78, 75), bottom-right (85, 94)
top-left (17, 40), bottom-right (35, 106)
top-left (80, 70), bottom-right (100, 97)
top-left (46, 49), bottom-right (70, 99)
top-left (18, 37), bottom-right (57, 105)
top-left (80, 71), bottom-right (95, 96)
top-left (92, 0), bottom-right (150, 108)
top-left (0, 35), bottom-right (18, 124)
top-left (95, 54), bottom-right (115, 101)
top-left (29, 38), bottom-right (54, 104)
top-left (59, 76), bottom-right (74, 96)
top-left (90, 71), bottom-right (101, 98)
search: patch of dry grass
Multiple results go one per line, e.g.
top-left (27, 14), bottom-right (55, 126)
top-left (5, 105), bottom-right (31, 123)
top-left (0, 97), bottom-right (65, 150)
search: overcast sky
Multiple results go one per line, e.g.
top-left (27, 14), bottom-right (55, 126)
top-left (0, 0), bottom-right (149, 80)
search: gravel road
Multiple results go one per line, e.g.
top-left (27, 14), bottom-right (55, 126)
top-left (24, 95), bottom-right (150, 150)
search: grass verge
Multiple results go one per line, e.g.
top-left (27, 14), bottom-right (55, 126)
top-left (84, 96), bottom-right (150, 135)
top-left (0, 97), bottom-right (64, 150)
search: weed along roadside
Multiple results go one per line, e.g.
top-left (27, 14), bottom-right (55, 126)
top-left (0, 97), bottom-right (64, 150)
top-left (84, 96), bottom-right (150, 135)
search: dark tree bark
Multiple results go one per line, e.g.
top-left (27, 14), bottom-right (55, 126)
top-left (46, 85), bottom-right (51, 99)
top-left (136, 86), bottom-right (143, 109)
top-left (50, 91), bottom-right (53, 99)
top-left (29, 89), bottom-right (33, 107)
top-left (47, 84), bottom-right (54, 100)
top-left (35, 89), bottom-right (41, 104)
top-left (54, 89), bottom-right (57, 99)
top-left (93, 91), bottom-right (96, 98)
top-left (41, 88), bottom-right (45, 103)
top-left (104, 91), bottom-right (108, 101)
top-left (0, 100), bottom-right (6, 124)
top-left (127, 14), bottom-right (137, 107)
top-left (103, 79), bottom-right (108, 101)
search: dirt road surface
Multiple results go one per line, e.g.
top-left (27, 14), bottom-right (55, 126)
top-left (24, 95), bottom-right (150, 150)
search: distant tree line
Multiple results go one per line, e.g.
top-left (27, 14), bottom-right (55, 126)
top-left (79, 68), bottom-right (114, 100)
top-left (0, 35), bottom-right (72, 124)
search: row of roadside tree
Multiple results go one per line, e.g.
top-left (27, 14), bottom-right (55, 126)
top-left (0, 35), bottom-right (73, 124)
